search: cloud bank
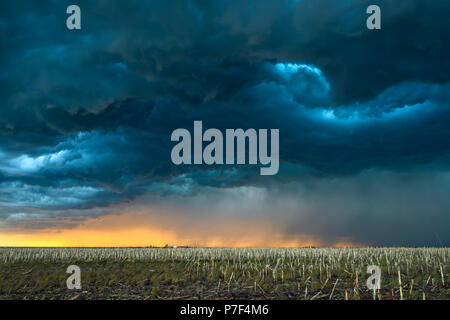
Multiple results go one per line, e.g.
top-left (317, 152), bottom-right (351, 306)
top-left (1, 0), bottom-right (450, 246)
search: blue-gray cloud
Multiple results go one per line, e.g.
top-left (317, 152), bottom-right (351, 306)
top-left (1, 0), bottom-right (450, 245)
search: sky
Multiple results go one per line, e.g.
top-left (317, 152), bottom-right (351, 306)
top-left (1, 0), bottom-right (450, 247)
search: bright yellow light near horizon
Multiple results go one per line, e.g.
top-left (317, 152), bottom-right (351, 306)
top-left (0, 210), bottom-right (364, 248)
top-left (0, 236), bottom-right (68, 247)
top-left (0, 230), bottom-right (360, 248)
top-left (0, 228), bottom-right (177, 247)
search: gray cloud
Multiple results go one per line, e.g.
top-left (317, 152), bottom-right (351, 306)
top-left (1, 0), bottom-right (450, 245)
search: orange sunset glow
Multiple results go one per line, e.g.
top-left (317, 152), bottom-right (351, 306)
top-left (0, 210), bottom-right (362, 248)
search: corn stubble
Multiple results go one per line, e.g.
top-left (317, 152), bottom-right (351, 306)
top-left (0, 247), bottom-right (448, 300)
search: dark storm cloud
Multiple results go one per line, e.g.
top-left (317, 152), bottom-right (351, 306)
top-left (1, 0), bottom-right (450, 245)
top-left (2, 0), bottom-right (450, 115)
top-left (142, 170), bottom-right (450, 246)
top-left (2, 79), bottom-right (450, 209)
